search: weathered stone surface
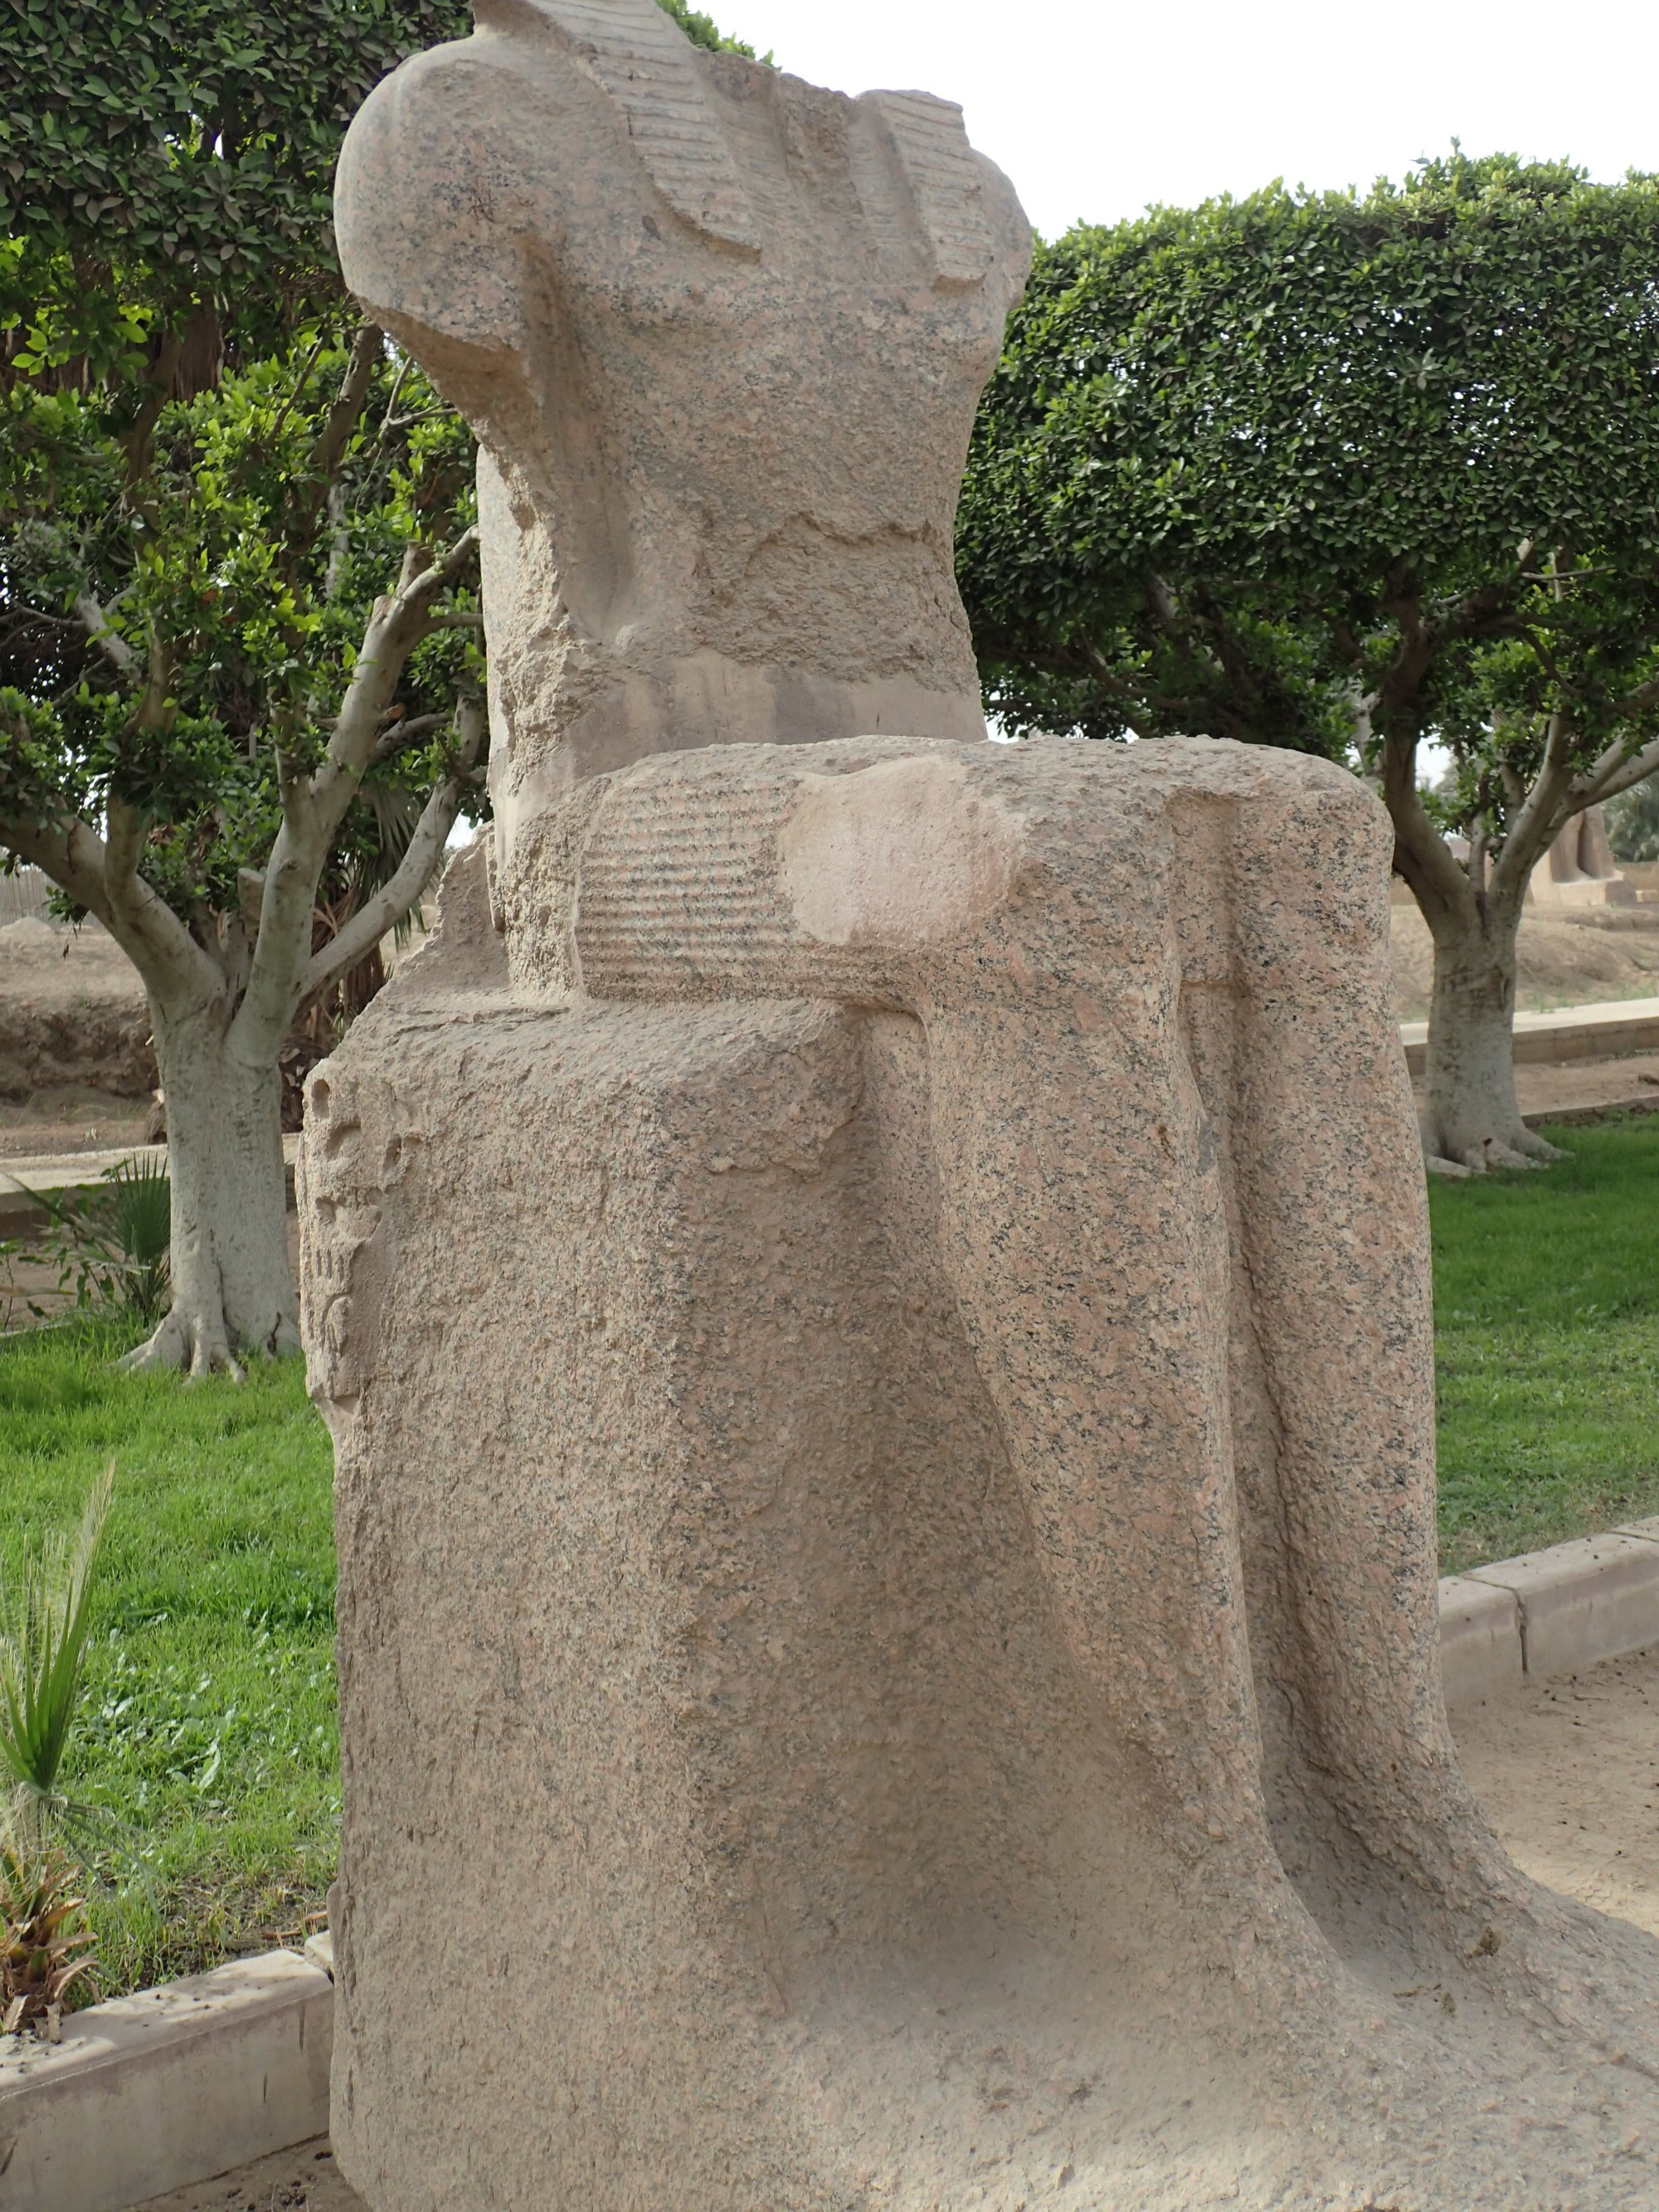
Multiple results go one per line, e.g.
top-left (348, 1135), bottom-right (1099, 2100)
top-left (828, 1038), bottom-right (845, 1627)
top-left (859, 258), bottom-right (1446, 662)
top-left (313, 9), bottom-right (1659, 2205)
top-left (1529, 801), bottom-right (1637, 906)
top-left (334, 0), bottom-right (1030, 913)
top-left (304, 736), bottom-right (1659, 2210)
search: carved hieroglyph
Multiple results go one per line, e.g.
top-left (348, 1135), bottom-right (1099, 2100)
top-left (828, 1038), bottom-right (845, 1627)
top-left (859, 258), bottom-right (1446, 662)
top-left (307, 9), bottom-right (1659, 2209)
top-left (335, 0), bottom-right (1030, 911)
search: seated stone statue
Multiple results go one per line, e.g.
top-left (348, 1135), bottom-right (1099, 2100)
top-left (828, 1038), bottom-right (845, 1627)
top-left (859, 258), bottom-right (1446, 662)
top-left (307, 7), bottom-right (1659, 2208)
top-left (336, 0), bottom-right (1029, 894)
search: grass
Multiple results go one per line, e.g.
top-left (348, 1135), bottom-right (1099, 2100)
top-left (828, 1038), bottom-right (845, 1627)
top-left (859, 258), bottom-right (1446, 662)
top-left (1431, 1113), bottom-right (1659, 1574)
top-left (0, 1319), bottom-right (336, 2000)
top-left (0, 1114), bottom-right (1652, 2000)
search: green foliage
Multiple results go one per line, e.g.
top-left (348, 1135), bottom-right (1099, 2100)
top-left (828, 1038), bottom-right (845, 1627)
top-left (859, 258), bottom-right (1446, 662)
top-left (4, 1157), bottom-right (171, 1324)
top-left (1607, 779), bottom-right (1659, 863)
top-left (0, 0), bottom-right (762, 351)
top-left (0, 328), bottom-right (483, 932)
top-left (0, 1459), bottom-right (112, 1835)
top-left (1432, 1117), bottom-right (1659, 1571)
top-left (0, 1325), bottom-right (337, 1995)
top-left (0, 0), bottom-right (474, 333)
top-left (960, 154), bottom-right (1659, 845)
top-left (654, 0), bottom-right (768, 61)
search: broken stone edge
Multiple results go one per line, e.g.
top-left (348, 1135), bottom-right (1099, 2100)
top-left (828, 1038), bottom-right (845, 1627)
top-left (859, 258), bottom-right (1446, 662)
top-left (1439, 1517), bottom-right (1659, 1707)
top-left (0, 1946), bottom-right (333, 2212)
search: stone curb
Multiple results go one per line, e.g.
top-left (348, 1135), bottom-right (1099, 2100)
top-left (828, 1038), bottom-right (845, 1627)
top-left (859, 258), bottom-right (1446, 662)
top-left (1400, 996), bottom-right (1659, 1078)
top-left (1520, 1094), bottom-right (1659, 1132)
top-left (0, 1947), bottom-right (333, 2212)
top-left (1440, 1517), bottom-right (1659, 1707)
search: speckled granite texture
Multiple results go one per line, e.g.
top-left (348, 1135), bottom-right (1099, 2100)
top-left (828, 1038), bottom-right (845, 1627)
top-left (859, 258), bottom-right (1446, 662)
top-left (333, 0), bottom-right (1030, 908)
top-left (314, 6), bottom-right (1659, 2203)
top-left (305, 737), bottom-right (1659, 2210)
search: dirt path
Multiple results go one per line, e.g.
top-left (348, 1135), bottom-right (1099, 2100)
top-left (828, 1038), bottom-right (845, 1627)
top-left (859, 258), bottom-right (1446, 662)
top-left (128, 2139), bottom-right (362, 2210)
top-left (1452, 1642), bottom-right (1659, 1937)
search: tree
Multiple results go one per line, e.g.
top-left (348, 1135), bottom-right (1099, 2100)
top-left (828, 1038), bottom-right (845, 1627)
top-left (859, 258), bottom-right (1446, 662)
top-left (0, 0), bottom-right (771, 1375)
top-left (1, 313), bottom-right (484, 1373)
top-left (0, 0), bottom-right (489, 1372)
top-left (959, 154), bottom-right (1659, 1170)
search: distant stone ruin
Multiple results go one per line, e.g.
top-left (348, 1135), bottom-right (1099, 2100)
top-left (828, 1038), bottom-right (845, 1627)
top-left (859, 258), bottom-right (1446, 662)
top-left (1530, 801), bottom-right (1637, 907)
top-left (302, 6), bottom-right (1659, 2207)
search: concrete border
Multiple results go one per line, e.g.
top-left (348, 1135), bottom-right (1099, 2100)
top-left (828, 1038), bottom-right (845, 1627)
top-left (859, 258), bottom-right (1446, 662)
top-left (1520, 1094), bottom-right (1659, 1133)
top-left (1439, 1517), bottom-right (1659, 1706)
top-left (0, 1948), bottom-right (333, 2212)
top-left (1401, 996), bottom-right (1659, 1078)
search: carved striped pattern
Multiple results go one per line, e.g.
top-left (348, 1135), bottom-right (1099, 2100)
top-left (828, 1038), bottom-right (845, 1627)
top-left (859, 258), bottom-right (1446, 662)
top-left (866, 90), bottom-right (993, 287)
top-left (542, 0), bottom-right (761, 254)
top-left (576, 772), bottom-right (800, 997)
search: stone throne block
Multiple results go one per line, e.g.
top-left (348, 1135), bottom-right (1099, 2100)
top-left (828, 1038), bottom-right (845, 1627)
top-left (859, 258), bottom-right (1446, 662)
top-left (309, 4), bottom-right (1659, 2205)
top-left (303, 733), bottom-right (1659, 2210)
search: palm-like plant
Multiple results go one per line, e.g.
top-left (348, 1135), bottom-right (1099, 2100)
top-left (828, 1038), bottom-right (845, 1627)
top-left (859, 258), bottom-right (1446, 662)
top-left (3, 1155), bottom-right (171, 1325)
top-left (0, 1460), bottom-right (114, 1840)
top-left (0, 1832), bottom-right (97, 2036)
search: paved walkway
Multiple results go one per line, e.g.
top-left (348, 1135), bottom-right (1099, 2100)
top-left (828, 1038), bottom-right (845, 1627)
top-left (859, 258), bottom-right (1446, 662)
top-left (1, 1136), bottom-right (300, 1195)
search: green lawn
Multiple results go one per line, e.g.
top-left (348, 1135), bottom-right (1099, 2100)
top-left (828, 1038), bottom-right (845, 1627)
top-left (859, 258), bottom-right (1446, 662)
top-left (0, 1323), bottom-right (337, 2000)
top-left (1431, 1114), bottom-right (1659, 1574)
top-left (0, 1114), bottom-right (1656, 2000)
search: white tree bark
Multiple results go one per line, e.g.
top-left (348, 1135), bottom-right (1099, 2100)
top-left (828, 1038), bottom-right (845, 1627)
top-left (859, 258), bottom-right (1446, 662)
top-left (127, 997), bottom-right (298, 1376)
top-left (2, 450), bottom-right (484, 1371)
top-left (1417, 895), bottom-right (1559, 1169)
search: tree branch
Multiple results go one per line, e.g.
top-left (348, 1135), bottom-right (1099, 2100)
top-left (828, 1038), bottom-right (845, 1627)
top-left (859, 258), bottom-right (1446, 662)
top-left (1491, 707), bottom-right (1576, 903)
top-left (307, 525), bottom-right (480, 846)
top-left (1579, 733), bottom-right (1659, 809)
top-left (122, 328), bottom-right (185, 488)
top-left (295, 696), bottom-right (487, 1014)
top-left (1370, 591), bottom-right (1476, 926)
top-left (1379, 729), bottom-right (1474, 926)
top-left (231, 753), bottom-right (328, 1065)
top-left (230, 528), bottom-right (481, 1063)
top-left (73, 592), bottom-right (137, 678)
top-left (3, 803), bottom-right (218, 1009)
top-left (309, 321), bottom-right (383, 485)
top-left (370, 710), bottom-right (446, 766)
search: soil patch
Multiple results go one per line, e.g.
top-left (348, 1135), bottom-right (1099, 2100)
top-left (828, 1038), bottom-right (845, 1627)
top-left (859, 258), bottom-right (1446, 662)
top-left (0, 916), bottom-right (153, 1099)
top-left (128, 2138), bottom-right (361, 2210)
top-left (1452, 1641), bottom-right (1659, 1937)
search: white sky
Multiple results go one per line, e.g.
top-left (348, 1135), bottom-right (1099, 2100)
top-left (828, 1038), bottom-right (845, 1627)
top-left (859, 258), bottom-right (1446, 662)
top-left (714, 0), bottom-right (1659, 241)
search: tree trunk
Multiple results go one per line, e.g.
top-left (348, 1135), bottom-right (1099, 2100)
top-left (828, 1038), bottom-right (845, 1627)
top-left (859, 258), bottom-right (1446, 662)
top-left (124, 996), bottom-right (299, 1375)
top-left (1418, 898), bottom-right (1563, 1169)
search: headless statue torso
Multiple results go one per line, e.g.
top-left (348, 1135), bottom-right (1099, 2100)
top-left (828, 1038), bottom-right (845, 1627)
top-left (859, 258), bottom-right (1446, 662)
top-left (335, 0), bottom-right (1032, 897)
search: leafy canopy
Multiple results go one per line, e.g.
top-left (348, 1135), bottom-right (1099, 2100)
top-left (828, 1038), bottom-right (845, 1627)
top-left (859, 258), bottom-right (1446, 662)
top-left (0, 0), bottom-right (762, 356)
top-left (958, 153), bottom-right (1659, 850)
top-left (1, 328), bottom-right (480, 925)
